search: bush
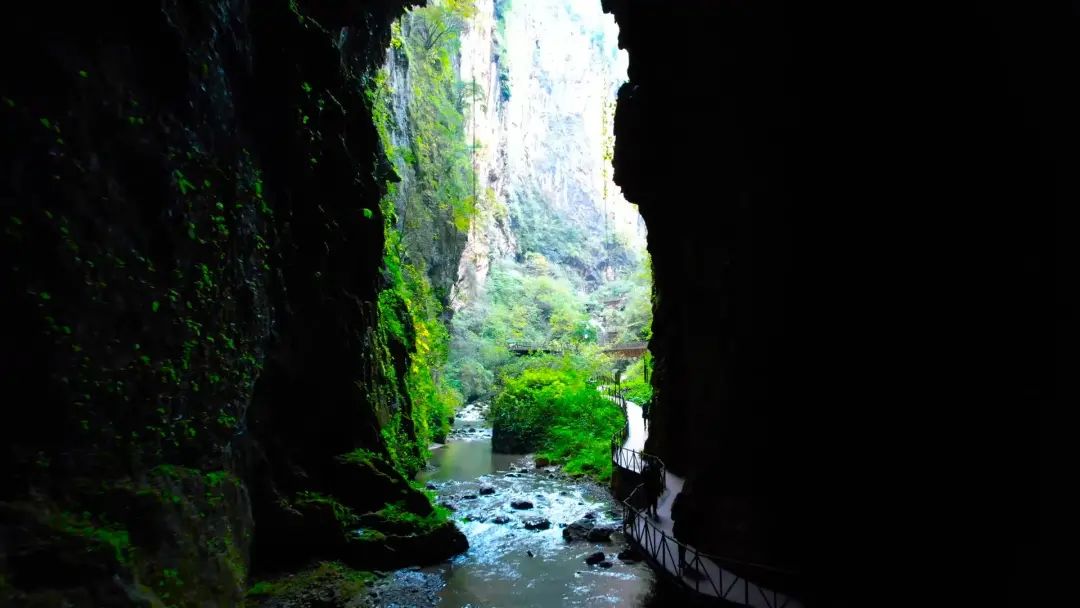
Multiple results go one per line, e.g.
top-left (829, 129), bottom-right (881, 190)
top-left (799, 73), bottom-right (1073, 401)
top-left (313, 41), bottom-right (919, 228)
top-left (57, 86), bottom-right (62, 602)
top-left (490, 357), bottom-right (624, 481)
top-left (619, 354), bottom-right (652, 405)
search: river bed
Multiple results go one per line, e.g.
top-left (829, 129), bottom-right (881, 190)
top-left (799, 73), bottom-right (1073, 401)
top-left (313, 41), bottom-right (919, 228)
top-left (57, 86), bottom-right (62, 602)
top-left (364, 402), bottom-right (667, 607)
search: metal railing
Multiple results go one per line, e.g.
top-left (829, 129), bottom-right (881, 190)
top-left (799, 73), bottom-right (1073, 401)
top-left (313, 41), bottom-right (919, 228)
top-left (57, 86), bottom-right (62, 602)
top-left (611, 447), bottom-right (668, 489)
top-left (621, 484), bottom-right (802, 608)
top-left (600, 379), bottom-right (802, 606)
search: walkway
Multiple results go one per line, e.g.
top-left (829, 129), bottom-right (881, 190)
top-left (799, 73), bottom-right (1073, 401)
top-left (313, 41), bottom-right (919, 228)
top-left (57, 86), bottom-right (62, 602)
top-left (611, 395), bottom-right (804, 608)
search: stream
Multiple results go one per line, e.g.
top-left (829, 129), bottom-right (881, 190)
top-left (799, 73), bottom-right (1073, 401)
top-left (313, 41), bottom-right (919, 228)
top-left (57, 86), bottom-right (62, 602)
top-left (364, 402), bottom-right (672, 607)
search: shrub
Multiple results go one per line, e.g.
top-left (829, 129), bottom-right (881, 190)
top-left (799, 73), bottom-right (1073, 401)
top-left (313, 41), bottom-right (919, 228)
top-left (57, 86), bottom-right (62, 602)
top-left (490, 357), bottom-right (623, 481)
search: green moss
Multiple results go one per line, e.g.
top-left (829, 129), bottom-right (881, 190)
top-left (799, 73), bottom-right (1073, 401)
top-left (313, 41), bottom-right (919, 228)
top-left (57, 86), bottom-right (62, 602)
top-left (205, 470), bottom-right (234, 487)
top-left (246, 561), bottom-right (373, 600)
top-left (150, 463), bottom-right (198, 479)
top-left (294, 491), bottom-right (359, 527)
top-left (337, 447), bottom-right (383, 467)
top-left (52, 511), bottom-right (132, 565)
top-left (375, 500), bottom-right (452, 536)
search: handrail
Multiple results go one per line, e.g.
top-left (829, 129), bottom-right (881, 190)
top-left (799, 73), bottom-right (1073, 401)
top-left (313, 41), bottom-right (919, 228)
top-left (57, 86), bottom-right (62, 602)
top-left (622, 484), bottom-right (799, 577)
top-left (602, 385), bottom-right (802, 606)
top-left (620, 484), bottom-right (802, 607)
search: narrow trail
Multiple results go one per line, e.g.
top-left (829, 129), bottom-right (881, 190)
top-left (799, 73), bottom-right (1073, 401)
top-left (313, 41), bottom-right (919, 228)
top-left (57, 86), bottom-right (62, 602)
top-left (613, 395), bottom-right (803, 608)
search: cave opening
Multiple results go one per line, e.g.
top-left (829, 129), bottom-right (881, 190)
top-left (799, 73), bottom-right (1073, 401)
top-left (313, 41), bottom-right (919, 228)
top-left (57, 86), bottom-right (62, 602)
top-left (0, 0), bottom-right (1059, 606)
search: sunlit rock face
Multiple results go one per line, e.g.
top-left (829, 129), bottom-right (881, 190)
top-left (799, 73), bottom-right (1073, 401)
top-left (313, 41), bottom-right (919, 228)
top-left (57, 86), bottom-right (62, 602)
top-left (452, 0), bottom-right (517, 310)
top-left (604, 0), bottom-right (1059, 605)
top-left (452, 0), bottom-right (644, 308)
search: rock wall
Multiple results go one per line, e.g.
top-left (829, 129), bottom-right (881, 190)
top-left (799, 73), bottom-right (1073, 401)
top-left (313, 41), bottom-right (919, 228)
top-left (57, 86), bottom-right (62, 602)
top-left (451, 0), bottom-right (517, 311)
top-left (603, 0), bottom-right (1063, 605)
top-left (0, 1), bottom-right (465, 605)
top-left (452, 0), bottom-right (642, 308)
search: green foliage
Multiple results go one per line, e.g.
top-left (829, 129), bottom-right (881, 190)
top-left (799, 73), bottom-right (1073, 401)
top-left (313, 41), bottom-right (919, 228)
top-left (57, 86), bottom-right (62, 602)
top-left (370, 0), bottom-right (478, 286)
top-left (507, 185), bottom-right (637, 284)
top-left (374, 227), bottom-right (462, 474)
top-left (620, 353), bottom-right (653, 405)
top-left (448, 257), bottom-right (597, 401)
top-left (367, 1), bottom-right (477, 477)
top-left (375, 500), bottom-right (453, 535)
top-left (490, 356), bottom-right (623, 481)
top-left (589, 252), bottom-right (653, 344)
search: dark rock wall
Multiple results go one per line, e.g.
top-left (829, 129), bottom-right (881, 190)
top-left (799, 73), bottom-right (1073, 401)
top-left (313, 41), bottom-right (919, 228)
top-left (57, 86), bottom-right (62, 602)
top-left (1, 1), bottom-right (466, 605)
top-left (604, 0), bottom-right (1065, 605)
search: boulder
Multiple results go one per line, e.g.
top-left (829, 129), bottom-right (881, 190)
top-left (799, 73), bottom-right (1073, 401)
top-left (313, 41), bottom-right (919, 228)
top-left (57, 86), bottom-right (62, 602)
top-left (562, 518), bottom-right (595, 542)
top-left (510, 500), bottom-right (533, 510)
top-left (599, 561), bottom-right (613, 568)
top-left (523, 518), bottom-right (551, 531)
top-left (585, 551), bottom-right (606, 566)
top-left (586, 526), bottom-right (615, 542)
top-left (617, 548), bottom-right (642, 562)
top-left (493, 515), bottom-right (511, 525)
top-left (479, 486), bottom-right (495, 496)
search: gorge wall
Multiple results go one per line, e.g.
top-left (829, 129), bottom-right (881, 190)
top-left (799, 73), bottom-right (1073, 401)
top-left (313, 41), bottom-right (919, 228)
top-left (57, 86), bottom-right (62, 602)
top-left (453, 0), bottom-right (643, 307)
top-left (0, 1), bottom-right (467, 605)
top-left (604, 0), bottom-right (1062, 605)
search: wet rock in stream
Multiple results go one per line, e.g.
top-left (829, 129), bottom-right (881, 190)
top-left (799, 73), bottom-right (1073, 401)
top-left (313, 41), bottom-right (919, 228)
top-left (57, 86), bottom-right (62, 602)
top-left (587, 526), bottom-right (615, 542)
top-left (402, 420), bottom-right (662, 605)
top-left (618, 547), bottom-right (643, 562)
top-left (562, 519), bottom-right (595, 541)
top-left (523, 518), bottom-right (551, 530)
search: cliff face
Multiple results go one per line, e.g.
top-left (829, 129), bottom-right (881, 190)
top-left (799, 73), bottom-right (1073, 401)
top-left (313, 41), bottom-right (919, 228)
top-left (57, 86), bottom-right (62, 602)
top-left (604, 0), bottom-right (1061, 604)
top-left (0, 1), bottom-right (465, 605)
top-left (452, 0), bottom-right (641, 308)
top-left (450, 0), bottom-right (516, 310)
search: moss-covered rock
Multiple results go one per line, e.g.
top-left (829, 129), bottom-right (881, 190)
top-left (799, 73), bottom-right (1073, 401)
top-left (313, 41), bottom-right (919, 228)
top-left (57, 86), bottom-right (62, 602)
top-left (245, 561), bottom-right (373, 608)
top-left (0, 0), bottom-right (468, 603)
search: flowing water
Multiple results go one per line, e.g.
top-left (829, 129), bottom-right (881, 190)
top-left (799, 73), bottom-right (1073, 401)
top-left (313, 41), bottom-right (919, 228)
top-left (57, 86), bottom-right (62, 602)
top-left (368, 402), bottom-right (669, 607)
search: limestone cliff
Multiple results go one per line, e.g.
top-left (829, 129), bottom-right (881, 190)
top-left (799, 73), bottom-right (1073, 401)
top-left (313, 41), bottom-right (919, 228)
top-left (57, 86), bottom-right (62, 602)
top-left (452, 0), bottom-right (643, 307)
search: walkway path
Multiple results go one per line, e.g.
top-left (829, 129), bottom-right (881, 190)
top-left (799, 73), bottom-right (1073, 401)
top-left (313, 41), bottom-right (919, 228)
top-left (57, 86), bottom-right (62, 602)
top-left (611, 395), bottom-right (803, 608)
